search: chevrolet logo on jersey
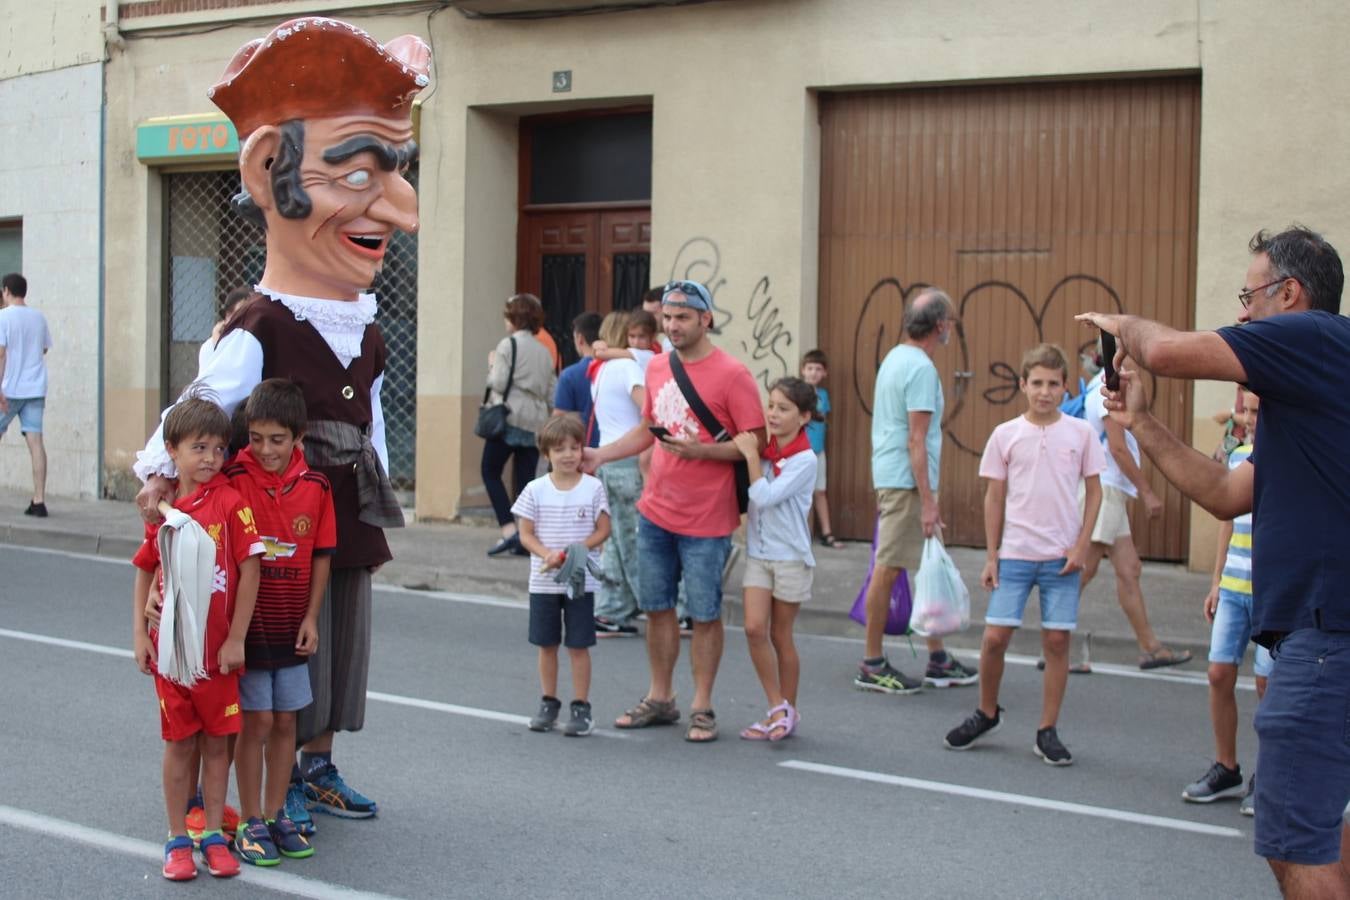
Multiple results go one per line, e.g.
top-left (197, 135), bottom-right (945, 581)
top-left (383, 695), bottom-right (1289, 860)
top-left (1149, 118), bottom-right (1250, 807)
top-left (260, 535), bottom-right (298, 560)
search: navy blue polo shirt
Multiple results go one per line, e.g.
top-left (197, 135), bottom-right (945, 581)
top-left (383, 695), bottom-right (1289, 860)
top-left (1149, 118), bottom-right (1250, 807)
top-left (1218, 310), bottom-right (1350, 644)
top-left (553, 356), bottom-right (599, 447)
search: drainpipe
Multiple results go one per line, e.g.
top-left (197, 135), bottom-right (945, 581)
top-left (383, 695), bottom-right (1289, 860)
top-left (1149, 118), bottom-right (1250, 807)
top-left (98, 1), bottom-right (120, 496)
top-left (103, 0), bottom-right (125, 53)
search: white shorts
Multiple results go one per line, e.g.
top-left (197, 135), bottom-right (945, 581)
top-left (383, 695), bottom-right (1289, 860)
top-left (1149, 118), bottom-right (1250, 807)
top-left (1087, 484), bottom-right (1133, 545)
top-left (814, 451), bottom-right (828, 492)
top-left (743, 556), bottom-right (813, 603)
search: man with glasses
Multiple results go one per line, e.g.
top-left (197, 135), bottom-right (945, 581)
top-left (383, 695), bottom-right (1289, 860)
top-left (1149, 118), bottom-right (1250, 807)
top-left (583, 280), bottom-right (765, 742)
top-left (1080, 226), bottom-right (1349, 897)
top-left (857, 288), bottom-right (978, 694)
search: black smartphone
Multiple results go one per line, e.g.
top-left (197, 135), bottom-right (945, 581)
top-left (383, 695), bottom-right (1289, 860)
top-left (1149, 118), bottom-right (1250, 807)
top-left (648, 425), bottom-right (671, 441)
top-left (1101, 331), bottom-right (1119, 391)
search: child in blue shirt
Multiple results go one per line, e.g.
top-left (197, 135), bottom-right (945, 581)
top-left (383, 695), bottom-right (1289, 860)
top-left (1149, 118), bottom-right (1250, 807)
top-left (800, 350), bottom-right (843, 549)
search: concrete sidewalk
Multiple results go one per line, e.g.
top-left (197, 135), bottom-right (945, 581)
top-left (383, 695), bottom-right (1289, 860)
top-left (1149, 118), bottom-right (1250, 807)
top-left (0, 487), bottom-right (1219, 668)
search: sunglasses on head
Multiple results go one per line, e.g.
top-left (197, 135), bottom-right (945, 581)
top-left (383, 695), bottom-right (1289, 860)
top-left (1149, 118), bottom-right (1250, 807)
top-left (662, 280), bottom-right (711, 310)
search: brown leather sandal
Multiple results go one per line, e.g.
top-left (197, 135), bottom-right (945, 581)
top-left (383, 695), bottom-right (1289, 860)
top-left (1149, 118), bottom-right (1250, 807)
top-left (613, 695), bottom-right (680, 729)
top-left (685, 708), bottom-right (719, 743)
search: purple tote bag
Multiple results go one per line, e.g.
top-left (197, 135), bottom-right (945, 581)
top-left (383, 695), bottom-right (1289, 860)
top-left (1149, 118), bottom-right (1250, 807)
top-left (849, 517), bottom-right (912, 635)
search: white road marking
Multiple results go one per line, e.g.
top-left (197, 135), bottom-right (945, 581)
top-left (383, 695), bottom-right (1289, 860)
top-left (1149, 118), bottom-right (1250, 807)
top-left (0, 804), bottom-right (407, 899)
top-left (1, 542), bottom-right (1247, 690)
top-left (0, 627), bottom-right (631, 740)
top-left (779, 760), bottom-right (1244, 839)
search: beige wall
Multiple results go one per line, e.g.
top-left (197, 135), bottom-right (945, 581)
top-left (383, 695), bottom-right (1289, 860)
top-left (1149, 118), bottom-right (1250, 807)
top-left (0, 0), bottom-right (103, 79)
top-left (100, 0), bottom-right (1350, 567)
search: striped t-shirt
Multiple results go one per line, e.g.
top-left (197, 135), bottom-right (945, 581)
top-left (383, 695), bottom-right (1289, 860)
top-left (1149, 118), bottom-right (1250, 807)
top-left (511, 472), bottom-right (609, 595)
top-left (1219, 444), bottom-right (1254, 595)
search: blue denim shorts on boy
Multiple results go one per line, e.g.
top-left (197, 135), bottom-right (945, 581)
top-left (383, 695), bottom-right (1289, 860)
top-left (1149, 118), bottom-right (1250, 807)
top-left (0, 397), bottom-right (44, 434)
top-left (1208, 588), bottom-right (1274, 676)
top-left (985, 558), bottom-right (1081, 630)
top-left (1253, 629), bottom-right (1350, 865)
top-left (238, 663), bottom-right (314, 713)
top-left (528, 591), bottom-right (597, 648)
top-left (636, 513), bottom-right (731, 622)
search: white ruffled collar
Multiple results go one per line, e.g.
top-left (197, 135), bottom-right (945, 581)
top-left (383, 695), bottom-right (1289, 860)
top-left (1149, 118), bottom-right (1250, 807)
top-left (255, 285), bottom-right (376, 367)
top-left (255, 285), bottom-right (378, 327)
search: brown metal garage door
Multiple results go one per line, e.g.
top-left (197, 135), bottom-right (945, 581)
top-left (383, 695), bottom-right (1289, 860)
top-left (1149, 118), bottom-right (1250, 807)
top-left (818, 77), bottom-right (1199, 560)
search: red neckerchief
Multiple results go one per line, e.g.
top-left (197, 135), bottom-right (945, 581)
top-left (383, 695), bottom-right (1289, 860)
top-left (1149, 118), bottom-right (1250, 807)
top-left (587, 358), bottom-right (604, 382)
top-left (763, 430), bottom-right (811, 477)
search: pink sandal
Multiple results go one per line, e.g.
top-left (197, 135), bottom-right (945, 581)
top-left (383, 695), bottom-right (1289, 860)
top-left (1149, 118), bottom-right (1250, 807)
top-left (740, 720), bottom-right (772, 741)
top-left (766, 701), bottom-right (797, 742)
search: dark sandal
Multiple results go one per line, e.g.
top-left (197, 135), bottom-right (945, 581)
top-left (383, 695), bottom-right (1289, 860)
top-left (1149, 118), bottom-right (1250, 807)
top-left (614, 696), bottom-right (680, 729)
top-left (819, 533), bottom-right (845, 549)
top-left (1139, 647), bottom-right (1193, 670)
top-left (686, 708), bottom-right (718, 743)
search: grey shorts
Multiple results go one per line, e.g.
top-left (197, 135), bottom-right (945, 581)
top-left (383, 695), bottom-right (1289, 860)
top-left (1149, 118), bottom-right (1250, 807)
top-left (239, 662), bottom-right (313, 713)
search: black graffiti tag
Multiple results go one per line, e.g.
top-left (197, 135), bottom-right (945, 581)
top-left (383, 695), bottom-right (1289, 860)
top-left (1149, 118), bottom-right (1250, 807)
top-left (739, 276), bottom-right (794, 390)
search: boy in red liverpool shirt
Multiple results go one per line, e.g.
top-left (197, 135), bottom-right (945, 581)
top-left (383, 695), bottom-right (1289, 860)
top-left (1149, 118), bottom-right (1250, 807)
top-left (223, 379), bottom-right (336, 864)
top-left (132, 396), bottom-right (264, 881)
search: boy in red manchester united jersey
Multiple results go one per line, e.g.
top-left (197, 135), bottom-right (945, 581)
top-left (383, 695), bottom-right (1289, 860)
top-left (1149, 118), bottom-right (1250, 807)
top-left (223, 379), bottom-right (336, 864)
top-left (132, 396), bottom-right (264, 881)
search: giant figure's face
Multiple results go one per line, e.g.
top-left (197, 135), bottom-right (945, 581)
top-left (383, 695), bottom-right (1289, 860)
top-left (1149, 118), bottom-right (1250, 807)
top-left (262, 115), bottom-right (419, 300)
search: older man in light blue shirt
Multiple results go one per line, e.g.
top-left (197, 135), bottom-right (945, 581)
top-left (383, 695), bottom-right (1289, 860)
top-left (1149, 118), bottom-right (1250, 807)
top-left (855, 288), bottom-right (978, 695)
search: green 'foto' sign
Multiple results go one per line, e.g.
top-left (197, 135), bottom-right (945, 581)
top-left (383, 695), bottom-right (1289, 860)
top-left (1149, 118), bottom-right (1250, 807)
top-left (136, 115), bottom-right (239, 165)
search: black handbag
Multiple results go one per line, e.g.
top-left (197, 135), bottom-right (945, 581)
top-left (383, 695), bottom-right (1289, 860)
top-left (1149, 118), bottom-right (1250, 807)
top-left (668, 352), bottom-right (751, 515)
top-left (474, 337), bottom-right (516, 440)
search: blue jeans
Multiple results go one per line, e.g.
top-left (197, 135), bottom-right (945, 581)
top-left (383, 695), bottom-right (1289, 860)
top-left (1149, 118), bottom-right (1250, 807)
top-left (985, 558), bottom-right (1080, 630)
top-left (1254, 629), bottom-right (1350, 864)
top-left (636, 514), bottom-right (731, 623)
top-left (595, 459), bottom-right (642, 623)
top-left (1208, 588), bottom-right (1274, 676)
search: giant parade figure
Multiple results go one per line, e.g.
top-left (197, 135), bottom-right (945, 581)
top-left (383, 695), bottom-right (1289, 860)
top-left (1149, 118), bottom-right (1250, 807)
top-left (135, 17), bottom-right (432, 826)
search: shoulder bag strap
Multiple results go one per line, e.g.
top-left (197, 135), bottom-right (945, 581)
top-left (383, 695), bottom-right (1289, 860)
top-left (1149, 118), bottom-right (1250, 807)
top-left (502, 337), bottom-right (517, 402)
top-left (668, 352), bottom-right (730, 442)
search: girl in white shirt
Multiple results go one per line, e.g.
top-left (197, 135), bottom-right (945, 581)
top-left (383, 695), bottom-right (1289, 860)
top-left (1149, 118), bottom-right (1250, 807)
top-left (731, 377), bottom-right (818, 742)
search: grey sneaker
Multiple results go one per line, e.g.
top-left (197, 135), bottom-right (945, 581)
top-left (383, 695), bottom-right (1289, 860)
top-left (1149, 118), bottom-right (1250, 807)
top-left (528, 696), bottom-right (562, 732)
top-left (1239, 774), bottom-right (1255, 817)
top-left (1034, 726), bottom-right (1073, 766)
top-left (853, 660), bottom-right (922, 695)
top-left (925, 656), bottom-right (979, 688)
top-left (1181, 761), bottom-right (1244, 803)
top-left (562, 700), bottom-right (594, 737)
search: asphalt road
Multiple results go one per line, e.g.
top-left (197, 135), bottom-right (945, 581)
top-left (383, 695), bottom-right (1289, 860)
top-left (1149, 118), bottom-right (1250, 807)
top-left (0, 545), bottom-right (1276, 898)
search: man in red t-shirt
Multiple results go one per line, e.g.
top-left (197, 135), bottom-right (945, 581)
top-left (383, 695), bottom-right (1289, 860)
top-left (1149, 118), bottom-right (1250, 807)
top-left (585, 280), bottom-right (765, 742)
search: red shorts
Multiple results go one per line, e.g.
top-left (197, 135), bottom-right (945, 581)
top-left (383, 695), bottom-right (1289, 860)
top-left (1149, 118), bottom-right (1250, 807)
top-left (154, 671), bottom-right (243, 742)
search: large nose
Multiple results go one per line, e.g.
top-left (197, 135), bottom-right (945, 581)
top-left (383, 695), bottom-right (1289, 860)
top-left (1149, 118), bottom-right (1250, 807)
top-left (369, 171), bottom-right (420, 234)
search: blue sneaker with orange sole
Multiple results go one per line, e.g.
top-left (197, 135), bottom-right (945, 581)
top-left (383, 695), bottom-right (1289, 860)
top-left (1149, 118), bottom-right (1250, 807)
top-left (304, 763), bottom-right (378, 818)
top-left (269, 813), bottom-right (315, 859)
top-left (284, 778), bottom-right (317, 836)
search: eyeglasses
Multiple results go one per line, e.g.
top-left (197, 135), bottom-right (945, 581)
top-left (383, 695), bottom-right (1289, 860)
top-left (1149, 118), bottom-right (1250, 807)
top-left (1238, 277), bottom-right (1290, 309)
top-left (662, 280), bottom-right (712, 311)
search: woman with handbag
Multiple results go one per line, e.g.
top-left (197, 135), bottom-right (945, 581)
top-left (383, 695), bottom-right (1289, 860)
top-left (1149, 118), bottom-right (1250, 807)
top-left (480, 293), bottom-right (557, 556)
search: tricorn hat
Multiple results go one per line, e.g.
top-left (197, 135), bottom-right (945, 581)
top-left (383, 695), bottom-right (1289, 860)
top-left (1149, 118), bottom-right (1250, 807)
top-left (209, 17), bottom-right (431, 139)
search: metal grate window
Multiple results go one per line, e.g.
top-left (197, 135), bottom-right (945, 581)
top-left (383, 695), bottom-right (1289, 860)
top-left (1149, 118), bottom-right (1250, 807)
top-left (164, 168), bottom-right (419, 492)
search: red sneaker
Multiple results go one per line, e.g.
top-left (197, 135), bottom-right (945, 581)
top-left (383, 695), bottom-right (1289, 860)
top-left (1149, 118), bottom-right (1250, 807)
top-left (187, 803), bottom-right (241, 841)
top-left (162, 836), bottom-right (197, 881)
top-left (199, 833), bottom-right (239, 878)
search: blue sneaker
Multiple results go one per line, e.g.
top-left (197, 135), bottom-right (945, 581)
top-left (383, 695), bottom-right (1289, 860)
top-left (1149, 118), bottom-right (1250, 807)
top-left (268, 813), bottom-right (315, 859)
top-left (303, 764), bottom-right (378, 819)
top-left (285, 778), bottom-right (317, 836)
top-left (233, 817), bottom-right (280, 867)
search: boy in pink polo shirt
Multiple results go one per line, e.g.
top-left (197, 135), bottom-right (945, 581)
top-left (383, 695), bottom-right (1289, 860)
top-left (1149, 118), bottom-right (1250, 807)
top-left (944, 343), bottom-right (1105, 765)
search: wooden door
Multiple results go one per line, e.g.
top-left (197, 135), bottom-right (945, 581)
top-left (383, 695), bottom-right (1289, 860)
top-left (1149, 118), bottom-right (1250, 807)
top-left (818, 78), bottom-right (1200, 560)
top-left (518, 208), bottom-right (651, 366)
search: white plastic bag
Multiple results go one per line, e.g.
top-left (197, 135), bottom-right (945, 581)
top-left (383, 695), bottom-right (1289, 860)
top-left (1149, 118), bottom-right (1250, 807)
top-left (909, 535), bottom-right (970, 636)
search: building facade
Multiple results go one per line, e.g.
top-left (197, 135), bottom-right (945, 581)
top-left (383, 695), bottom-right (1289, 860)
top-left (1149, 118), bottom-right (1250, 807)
top-left (65, 0), bottom-right (1350, 568)
top-left (0, 2), bottom-right (105, 498)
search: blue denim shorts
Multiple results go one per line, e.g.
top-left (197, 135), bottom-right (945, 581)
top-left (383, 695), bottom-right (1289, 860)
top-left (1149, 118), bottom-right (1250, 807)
top-left (636, 514), bottom-right (731, 623)
top-left (1209, 589), bottom-right (1274, 676)
top-left (238, 662), bottom-right (313, 713)
top-left (1254, 629), bottom-right (1350, 865)
top-left (0, 397), bottom-right (43, 435)
top-left (985, 558), bottom-right (1080, 630)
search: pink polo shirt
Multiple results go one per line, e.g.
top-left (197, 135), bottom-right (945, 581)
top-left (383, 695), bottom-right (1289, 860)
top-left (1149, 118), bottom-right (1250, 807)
top-left (979, 413), bottom-right (1106, 561)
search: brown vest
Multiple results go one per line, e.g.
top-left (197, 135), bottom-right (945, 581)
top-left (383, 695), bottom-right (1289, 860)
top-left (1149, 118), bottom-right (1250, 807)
top-left (226, 297), bottom-right (391, 569)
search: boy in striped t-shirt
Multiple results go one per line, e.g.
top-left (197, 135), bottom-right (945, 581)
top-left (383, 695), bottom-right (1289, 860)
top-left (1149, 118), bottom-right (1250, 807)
top-left (512, 415), bottom-right (611, 737)
top-left (1184, 389), bottom-right (1272, 813)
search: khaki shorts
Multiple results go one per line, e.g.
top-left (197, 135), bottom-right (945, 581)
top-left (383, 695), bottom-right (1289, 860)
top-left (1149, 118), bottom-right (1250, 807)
top-left (1084, 484), bottom-right (1132, 545)
top-left (743, 556), bottom-right (814, 603)
top-left (814, 451), bottom-right (828, 492)
top-left (875, 488), bottom-right (923, 572)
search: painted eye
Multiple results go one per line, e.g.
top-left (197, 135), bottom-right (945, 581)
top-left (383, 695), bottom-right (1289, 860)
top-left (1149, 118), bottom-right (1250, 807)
top-left (342, 169), bottom-right (372, 188)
